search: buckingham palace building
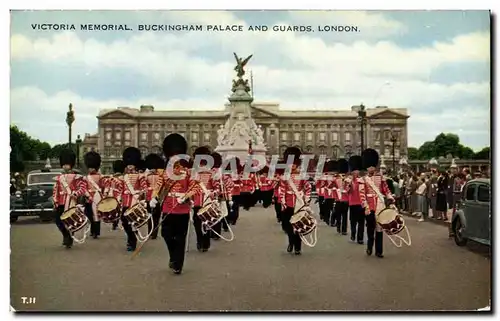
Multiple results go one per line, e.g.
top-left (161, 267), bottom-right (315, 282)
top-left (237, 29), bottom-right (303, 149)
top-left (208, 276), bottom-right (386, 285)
top-left (82, 102), bottom-right (409, 172)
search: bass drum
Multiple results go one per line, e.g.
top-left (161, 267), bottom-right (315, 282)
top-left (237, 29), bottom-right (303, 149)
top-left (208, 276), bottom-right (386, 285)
top-left (376, 207), bottom-right (412, 248)
top-left (290, 208), bottom-right (318, 247)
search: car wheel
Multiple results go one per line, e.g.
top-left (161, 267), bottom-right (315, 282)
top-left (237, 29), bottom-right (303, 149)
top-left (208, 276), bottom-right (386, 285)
top-left (10, 214), bottom-right (18, 223)
top-left (454, 218), bottom-right (468, 246)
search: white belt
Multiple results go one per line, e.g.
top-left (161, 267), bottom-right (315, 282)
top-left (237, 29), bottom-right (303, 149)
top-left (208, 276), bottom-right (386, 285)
top-left (286, 191), bottom-right (295, 195)
top-left (167, 193), bottom-right (185, 197)
top-left (366, 194), bottom-right (375, 197)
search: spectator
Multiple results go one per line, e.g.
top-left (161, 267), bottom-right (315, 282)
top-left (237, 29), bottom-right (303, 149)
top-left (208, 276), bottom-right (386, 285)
top-left (415, 178), bottom-right (428, 222)
top-left (435, 170), bottom-right (449, 220)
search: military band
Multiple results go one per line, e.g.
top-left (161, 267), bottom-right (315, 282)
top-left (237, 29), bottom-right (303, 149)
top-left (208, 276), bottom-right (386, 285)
top-left (334, 159), bottom-right (350, 235)
top-left (145, 153), bottom-right (165, 239)
top-left (346, 155), bottom-right (367, 244)
top-left (82, 151), bottom-right (104, 239)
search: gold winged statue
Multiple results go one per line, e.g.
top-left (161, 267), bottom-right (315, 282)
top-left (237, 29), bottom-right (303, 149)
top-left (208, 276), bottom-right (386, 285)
top-left (233, 53), bottom-right (253, 78)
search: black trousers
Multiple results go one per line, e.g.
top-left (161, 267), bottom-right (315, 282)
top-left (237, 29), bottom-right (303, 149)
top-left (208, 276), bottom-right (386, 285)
top-left (227, 195), bottom-right (240, 224)
top-left (318, 196), bottom-right (326, 220)
top-left (273, 197), bottom-right (282, 222)
top-left (252, 190), bottom-right (261, 206)
top-left (349, 205), bottom-right (365, 242)
top-left (281, 207), bottom-right (302, 251)
top-left (161, 213), bottom-right (190, 271)
top-left (147, 204), bottom-right (162, 238)
top-left (366, 211), bottom-right (383, 255)
top-left (334, 201), bottom-right (349, 233)
top-left (121, 207), bottom-right (137, 248)
top-left (262, 190), bottom-right (273, 208)
top-left (192, 207), bottom-right (211, 250)
top-left (323, 198), bottom-right (335, 225)
top-left (54, 206), bottom-right (73, 245)
top-left (240, 192), bottom-right (253, 210)
top-left (84, 203), bottom-right (101, 237)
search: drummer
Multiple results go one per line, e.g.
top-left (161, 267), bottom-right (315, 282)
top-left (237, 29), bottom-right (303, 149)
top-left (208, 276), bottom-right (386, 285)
top-left (191, 146), bottom-right (220, 252)
top-left (145, 153), bottom-right (165, 239)
top-left (104, 160), bottom-right (125, 231)
top-left (82, 151), bottom-right (105, 239)
top-left (323, 160), bottom-right (337, 227)
top-left (150, 133), bottom-right (200, 274)
top-left (279, 147), bottom-right (312, 255)
top-left (211, 152), bottom-right (234, 238)
top-left (362, 148), bottom-right (394, 258)
top-left (121, 147), bottom-right (148, 252)
top-left (52, 149), bottom-right (86, 249)
top-left (334, 159), bottom-right (350, 235)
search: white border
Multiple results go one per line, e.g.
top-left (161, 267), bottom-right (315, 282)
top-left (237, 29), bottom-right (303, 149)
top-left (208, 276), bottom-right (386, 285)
top-left (4, 0), bottom-right (496, 319)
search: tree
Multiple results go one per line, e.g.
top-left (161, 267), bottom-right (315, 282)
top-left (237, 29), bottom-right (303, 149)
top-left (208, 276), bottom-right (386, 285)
top-left (10, 126), bottom-right (55, 172)
top-left (407, 147), bottom-right (419, 160)
top-left (473, 147), bottom-right (490, 160)
top-left (409, 133), bottom-right (489, 160)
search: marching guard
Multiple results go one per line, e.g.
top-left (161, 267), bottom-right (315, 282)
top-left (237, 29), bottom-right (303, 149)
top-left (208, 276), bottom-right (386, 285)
top-left (346, 155), bottom-right (367, 244)
top-left (191, 146), bottom-right (220, 252)
top-left (145, 153), bottom-right (165, 239)
top-left (150, 133), bottom-right (200, 274)
top-left (362, 149), bottom-right (394, 258)
top-left (240, 159), bottom-right (257, 211)
top-left (227, 157), bottom-right (242, 224)
top-left (323, 160), bottom-right (337, 227)
top-left (317, 163), bottom-right (327, 221)
top-left (121, 147), bottom-right (148, 252)
top-left (334, 158), bottom-right (350, 235)
top-left (259, 166), bottom-right (274, 208)
top-left (211, 152), bottom-right (234, 237)
top-left (104, 160), bottom-right (125, 230)
top-left (272, 161), bottom-right (284, 224)
top-left (82, 151), bottom-right (104, 239)
top-left (52, 149), bottom-right (86, 248)
top-left (279, 147), bottom-right (312, 255)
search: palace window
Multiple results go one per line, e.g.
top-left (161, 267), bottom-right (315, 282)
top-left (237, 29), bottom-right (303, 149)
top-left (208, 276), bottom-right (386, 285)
top-left (319, 132), bottom-right (326, 141)
top-left (154, 132), bottom-right (160, 141)
top-left (115, 132), bottom-right (121, 140)
top-left (294, 132), bottom-right (301, 141)
top-left (384, 146), bottom-right (391, 157)
top-left (281, 132), bottom-right (287, 141)
top-left (345, 132), bottom-right (351, 142)
top-left (307, 132), bottom-right (313, 141)
top-left (105, 132), bottom-right (111, 140)
top-left (204, 133), bottom-right (210, 141)
top-left (124, 132), bottom-right (131, 141)
top-left (332, 132), bottom-right (339, 143)
top-left (192, 132), bottom-right (199, 141)
top-left (141, 132), bottom-right (147, 141)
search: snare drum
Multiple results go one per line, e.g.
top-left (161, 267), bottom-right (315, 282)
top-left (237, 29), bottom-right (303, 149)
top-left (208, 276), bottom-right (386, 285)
top-left (97, 197), bottom-right (121, 224)
top-left (197, 201), bottom-right (222, 229)
top-left (123, 203), bottom-right (149, 229)
top-left (61, 206), bottom-right (88, 233)
top-left (376, 208), bottom-right (405, 235)
top-left (290, 210), bottom-right (317, 236)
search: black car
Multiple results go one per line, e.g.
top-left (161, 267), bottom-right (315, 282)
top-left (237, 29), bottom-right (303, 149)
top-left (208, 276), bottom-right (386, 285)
top-left (10, 168), bottom-right (80, 223)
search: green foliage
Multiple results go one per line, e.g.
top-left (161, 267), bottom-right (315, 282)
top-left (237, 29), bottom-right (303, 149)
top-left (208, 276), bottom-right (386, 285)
top-left (408, 133), bottom-right (489, 160)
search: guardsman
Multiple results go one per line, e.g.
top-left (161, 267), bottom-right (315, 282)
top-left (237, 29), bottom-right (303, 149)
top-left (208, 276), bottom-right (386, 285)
top-left (191, 146), bottom-right (220, 251)
top-left (121, 147), bottom-right (148, 252)
top-left (323, 160), bottom-right (337, 227)
top-left (52, 149), bottom-right (86, 248)
top-left (227, 157), bottom-right (242, 224)
top-left (317, 163), bottom-right (327, 220)
top-left (240, 158), bottom-right (257, 211)
top-left (82, 151), bottom-right (105, 239)
top-left (362, 149), bottom-right (394, 258)
top-left (345, 155), bottom-right (367, 245)
top-left (259, 166), bottom-right (274, 208)
top-left (211, 152), bottom-right (234, 237)
top-left (334, 158), bottom-right (350, 235)
top-left (273, 160), bottom-right (284, 224)
top-left (103, 160), bottom-right (125, 230)
top-left (150, 133), bottom-right (200, 274)
top-left (145, 153), bottom-right (165, 239)
top-left (279, 147), bottom-right (312, 255)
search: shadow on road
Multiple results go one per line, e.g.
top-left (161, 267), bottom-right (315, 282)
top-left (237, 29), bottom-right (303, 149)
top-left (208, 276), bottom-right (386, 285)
top-left (11, 217), bottom-right (52, 225)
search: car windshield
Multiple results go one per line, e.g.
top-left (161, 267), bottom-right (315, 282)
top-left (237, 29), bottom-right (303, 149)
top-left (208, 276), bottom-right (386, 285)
top-left (27, 173), bottom-right (58, 185)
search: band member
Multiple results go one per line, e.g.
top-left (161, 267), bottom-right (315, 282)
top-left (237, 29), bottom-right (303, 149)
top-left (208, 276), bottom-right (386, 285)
top-left (346, 155), bottom-right (367, 244)
top-left (252, 162), bottom-right (262, 207)
top-left (145, 153), bottom-right (165, 239)
top-left (150, 133), bottom-right (199, 274)
top-left (52, 149), bottom-right (86, 248)
top-left (121, 147), bottom-right (148, 252)
top-left (240, 158), bottom-right (257, 211)
top-left (318, 163), bottom-right (328, 221)
top-left (273, 161), bottom-right (284, 224)
top-left (323, 160), bottom-right (338, 227)
top-left (259, 166), bottom-right (274, 208)
top-left (227, 157), bottom-right (242, 224)
top-left (334, 158), bottom-right (350, 235)
top-left (191, 146), bottom-right (220, 251)
top-left (104, 160), bottom-right (125, 230)
top-left (362, 149), bottom-right (394, 258)
top-left (82, 151), bottom-right (104, 239)
top-left (280, 147), bottom-right (312, 255)
top-left (211, 152), bottom-right (234, 237)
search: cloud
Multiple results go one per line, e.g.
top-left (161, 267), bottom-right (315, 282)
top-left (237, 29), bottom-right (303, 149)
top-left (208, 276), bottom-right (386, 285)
top-left (9, 11), bottom-right (491, 151)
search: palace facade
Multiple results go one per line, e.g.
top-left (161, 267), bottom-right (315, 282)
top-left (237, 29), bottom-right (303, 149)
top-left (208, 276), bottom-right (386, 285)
top-left (82, 102), bottom-right (409, 172)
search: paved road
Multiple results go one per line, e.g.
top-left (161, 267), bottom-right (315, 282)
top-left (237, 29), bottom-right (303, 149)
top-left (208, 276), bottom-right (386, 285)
top-left (11, 204), bottom-right (491, 312)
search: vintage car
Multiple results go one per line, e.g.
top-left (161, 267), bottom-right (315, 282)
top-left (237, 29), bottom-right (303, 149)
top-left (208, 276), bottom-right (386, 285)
top-left (10, 168), bottom-right (79, 223)
top-left (451, 178), bottom-right (491, 247)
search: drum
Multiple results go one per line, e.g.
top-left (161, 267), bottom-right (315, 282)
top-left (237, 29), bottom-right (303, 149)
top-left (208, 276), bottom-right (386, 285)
top-left (123, 203), bottom-right (149, 229)
top-left (97, 197), bottom-right (121, 224)
top-left (61, 206), bottom-right (88, 233)
top-left (290, 209), bottom-right (316, 236)
top-left (376, 208), bottom-right (405, 235)
top-left (198, 201), bottom-right (223, 230)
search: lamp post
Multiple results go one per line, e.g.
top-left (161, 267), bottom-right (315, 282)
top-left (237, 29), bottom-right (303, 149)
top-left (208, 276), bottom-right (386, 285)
top-left (390, 131), bottom-right (398, 173)
top-left (75, 135), bottom-right (82, 168)
top-left (66, 103), bottom-right (75, 150)
top-left (357, 104), bottom-right (367, 153)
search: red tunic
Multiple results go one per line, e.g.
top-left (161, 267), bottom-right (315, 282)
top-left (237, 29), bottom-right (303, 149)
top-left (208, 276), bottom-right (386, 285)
top-left (52, 172), bottom-right (86, 210)
top-left (82, 173), bottom-right (105, 203)
top-left (103, 174), bottom-right (125, 201)
top-left (345, 175), bottom-right (367, 207)
top-left (153, 167), bottom-right (200, 215)
top-left (122, 172), bottom-right (147, 208)
top-left (240, 173), bottom-right (256, 193)
top-left (146, 171), bottom-right (161, 201)
top-left (259, 174), bottom-right (274, 191)
top-left (364, 173), bottom-right (393, 212)
top-left (316, 179), bottom-right (325, 197)
top-left (335, 176), bottom-right (349, 202)
top-left (323, 178), bottom-right (337, 200)
top-left (273, 175), bottom-right (281, 201)
top-left (192, 171), bottom-right (220, 207)
top-left (218, 173), bottom-right (235, 201)
top-left (279, 173), bottom-right (312, 208)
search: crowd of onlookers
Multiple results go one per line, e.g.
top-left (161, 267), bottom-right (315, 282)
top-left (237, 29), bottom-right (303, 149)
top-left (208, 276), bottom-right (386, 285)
top-left (387, 165), bottom-right (489, 223)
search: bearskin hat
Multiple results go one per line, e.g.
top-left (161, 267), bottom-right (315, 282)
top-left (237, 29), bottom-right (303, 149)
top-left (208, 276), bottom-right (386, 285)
top-left (283, 146), bottom-right (302, 165)
top-left (328, 160), bottom-right (339, 173)
top-left (84, 151), bottom-right (101, 170)
top-left (348, 155), bottom-right (363, 172)
top-left (122, 147), bottom-right (141, 167)
top-left (260, 165), bottom-right (269, 174)
top-left (338, 158), bottom-right (349, 174)
top-left (212, 152), bottom-right (222, 169)
top-left (235, 157), bottom-right (244, 173)
top-left (193, 146), bottom-right (211, 157)
top-left (362, 148), bottom-right (379, 170)
top-left (145, 153), bottom-right (165, 170)
top-left (162, 133), bottom-right (187, 158)
top-left (112, 160), bottom-right (125, 174)
top-left (59, 148), bottom-right (76, 168)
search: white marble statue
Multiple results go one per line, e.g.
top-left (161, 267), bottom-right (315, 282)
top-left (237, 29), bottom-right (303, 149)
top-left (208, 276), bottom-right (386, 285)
top-left (217, 124), bottom-right (229, 146)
